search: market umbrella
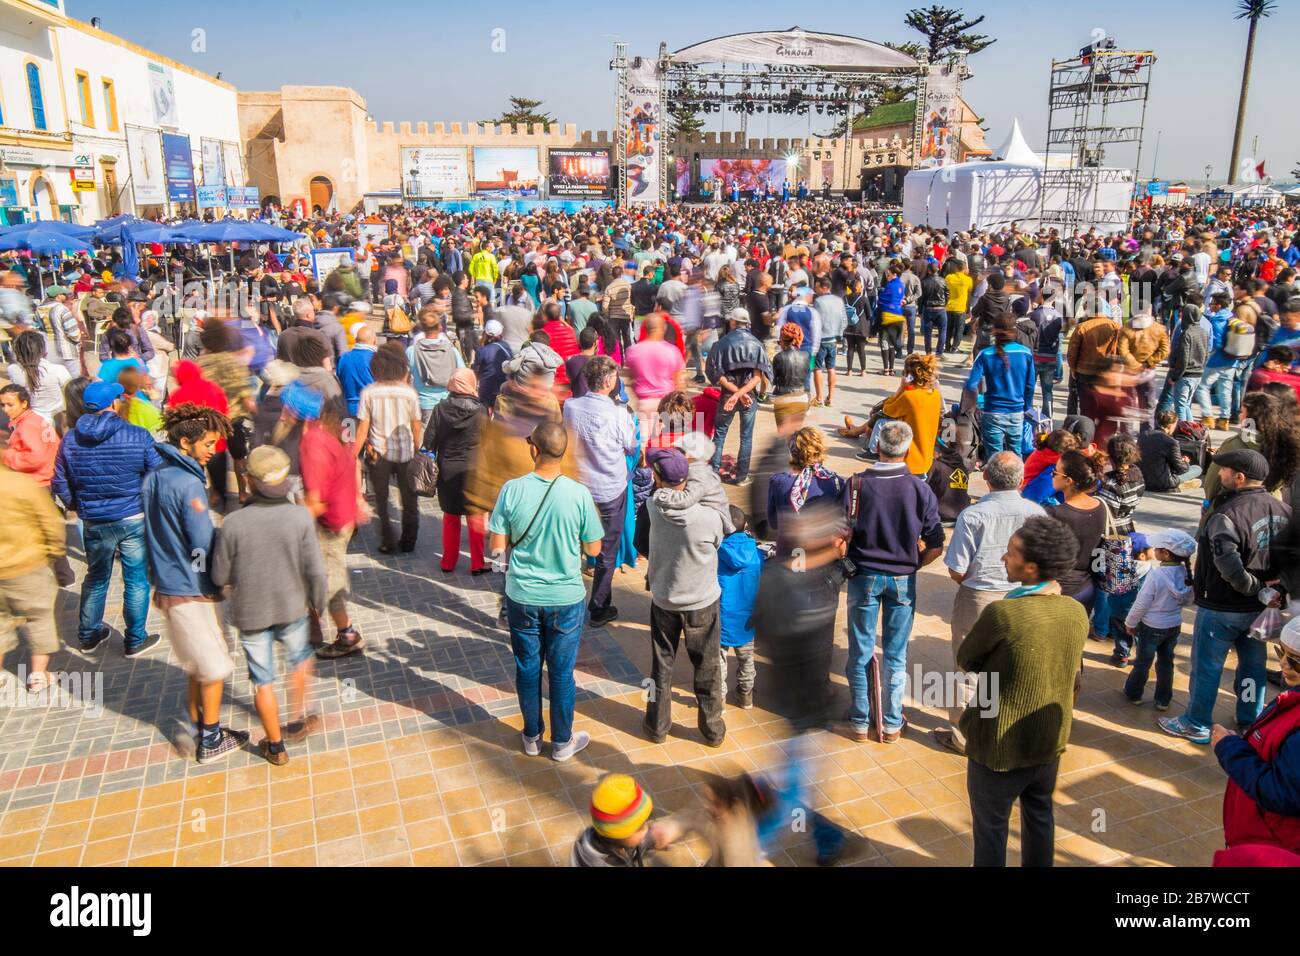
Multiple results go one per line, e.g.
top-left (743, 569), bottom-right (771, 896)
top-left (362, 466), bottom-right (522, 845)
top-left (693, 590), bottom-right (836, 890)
top-left (0, 220), bottom-right (95, 240)
top-left (0, 227), bottom-right (92, 297)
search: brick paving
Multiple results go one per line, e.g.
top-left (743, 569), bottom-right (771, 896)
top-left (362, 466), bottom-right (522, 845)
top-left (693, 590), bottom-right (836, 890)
top-left (0, 361), bottom-right (1233, 866)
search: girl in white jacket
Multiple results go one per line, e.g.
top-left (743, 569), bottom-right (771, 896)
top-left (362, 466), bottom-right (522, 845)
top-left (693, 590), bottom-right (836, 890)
top-left (1123, 529), bottom-right (1197, 709)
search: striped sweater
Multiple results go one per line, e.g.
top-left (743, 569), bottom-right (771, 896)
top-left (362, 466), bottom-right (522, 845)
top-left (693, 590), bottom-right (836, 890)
top-left (957, 593), bottom-right (1089, 771)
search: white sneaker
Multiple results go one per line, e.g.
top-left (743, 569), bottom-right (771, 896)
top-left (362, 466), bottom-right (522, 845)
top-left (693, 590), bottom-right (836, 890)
top-left (552, 730), bottom-right (590, 762)
top-left (521, 732), bottom-right (542, 756)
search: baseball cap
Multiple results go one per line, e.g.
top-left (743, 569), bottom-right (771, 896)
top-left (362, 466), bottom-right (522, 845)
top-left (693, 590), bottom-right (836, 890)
top-left (247, 445), bottom-right (292, 497)
top-left (44, 285), bottom-right (68, 297)
top-left (728, 307), bottom-right (750, 326)
top-left (646, 447), bottom-right (689, 484)
top-left (1145, 529), bottom-right (1196, 558)
top-left (83, 381), bottom-right (125, 412)
top-left (1213, 448), bottom-right (1269, 482)
top-left (484, 319), bottom-right (503, 337)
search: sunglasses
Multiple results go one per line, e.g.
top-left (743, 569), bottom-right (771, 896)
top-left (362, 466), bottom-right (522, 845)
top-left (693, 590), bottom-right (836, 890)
top-left (1273, 644), bottom-right (1300, 671)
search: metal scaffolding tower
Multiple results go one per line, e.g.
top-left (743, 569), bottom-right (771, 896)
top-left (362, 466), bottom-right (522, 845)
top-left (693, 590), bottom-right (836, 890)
top-left (1039, 41), bottom-right (1155, 234)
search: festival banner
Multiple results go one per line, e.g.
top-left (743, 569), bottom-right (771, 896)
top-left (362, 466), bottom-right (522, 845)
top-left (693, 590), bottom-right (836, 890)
top-left (624, 59), bottom-right (661, 204)
top-left (200, 138), bottom-right (225, 188)
top-left (697, 158), bottom-right (788, 192)
top-left (162, 133), bottom-right (195, 203)
top-left (148, 63), bottom-right (179, 127)
top-left (125, 126), bottom-right (166, 207)
top-left (227, 186), bottom-right (260, 209)
top-left (675, 156), bottom-right (690, 197)
top-left (548, 148), bottom-right (611, 199)
top-left (222, 142), bottom-right (244, 188)
top-left (472, 147), bottom-right (540, 198)
top-left (918, 64), bottom-right (961, 169)
top-left (196, 185), bottom-right (226, 208)
top-left (401, 147), bottom-right (469, 198)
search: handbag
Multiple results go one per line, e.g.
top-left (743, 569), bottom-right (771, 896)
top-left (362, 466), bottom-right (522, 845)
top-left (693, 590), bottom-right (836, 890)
top-left (410, 450), bottom-right (439, 497)
top-left (1095, 499), bottom-right (1139, 595)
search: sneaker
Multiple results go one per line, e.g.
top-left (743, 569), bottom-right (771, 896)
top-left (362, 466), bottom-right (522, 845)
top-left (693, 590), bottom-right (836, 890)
top-left (521, 732), bottom-right (542, 757)
top-left (316, 627), bottom-right (364, 659)
top-left (197, 727), bottom-right (250, 764)
top-left (831, 721), bottom-right (872, 743)
top-left (1157, 715), bottom-right (1210, 745)
top-left (552, 730), bottom-right (590, 762)
top-left (124, 633), bottom-right (162, 659)
top-left (1155, 701), bottom-right (1171, 712)
top-left (855, 450), bottom-right (878, 462)
top-left (79, 625), bottom-right (110, 655)
top-left (737, 691), bottom-right (753, 710)
top-left (1126, 694), bottom-right (1144, 706)
top-left (1107, 655), bottom-right (1129, 668)
top-left (258, 738), bottom-right (289, 767)
top-left (588, 606), bottom-right (619, 627)
top-left (723, 475), bottom-right (753, 487)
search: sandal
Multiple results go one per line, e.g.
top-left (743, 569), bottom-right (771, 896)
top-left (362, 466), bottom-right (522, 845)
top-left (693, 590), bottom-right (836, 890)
top-left (258, 738), bottom-right (289, 766)
top-left (26, 671), bottom-right (49, 693)
top-left (283, 713), bottom-right (322, 742)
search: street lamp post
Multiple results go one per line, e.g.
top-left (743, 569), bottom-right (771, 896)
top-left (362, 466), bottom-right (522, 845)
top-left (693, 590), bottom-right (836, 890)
top-left (1204, 164), bottom-right (1213, 200)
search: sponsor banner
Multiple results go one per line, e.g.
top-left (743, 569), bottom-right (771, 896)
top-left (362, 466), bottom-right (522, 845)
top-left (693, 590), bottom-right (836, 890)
top-left (675, 156), bottom-right (690, 197)
top-left (1146, 180), bottom-right (1169, 196)
top-left (222, 142), bottom-right (244, 188)
top-left (472, 147), bottom-right (540, 198)
top-left (918, 65), bottom-right (960, 169)
top-left (697, 158), bottom-right (788, 192)
top-left (401, 146), bottom-right (469, 198)
top-left (148, 63), bottom-right (178, 127)
top-left (625, 60), bottom-right (661, 204)
top-left (162, 133), bottom-right (195, 202)
top-left (200, 138), bottom-right (225, 187)
top-left (196, 185), bottom-right (226, 208)
top-left (547, 148), bottom-right (611, 199)
top-left (227, 186), bottom-right (260, 209)
top-left (311, 247), bottom-right (355, 283)
top-left (359, 222), bottom-right (390, 245)
top-left (671, 28), bottom-right (917, 71)
top-left (125, 126), bottom-right (166, 206)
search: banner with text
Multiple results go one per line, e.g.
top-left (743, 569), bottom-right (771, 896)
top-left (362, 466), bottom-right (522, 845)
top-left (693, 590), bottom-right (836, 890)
top-left (200, 138), bottom-right (225, 189)
top-left (125, 126), bottom-right (166, 207)
top-left (162, 133), bottom-right (195, 203)
top-left (917, 64), bottom-right (961, 169)
top-left (548, 148), bottom-right (611, 199)
top-left (625, 60), bottom-right (662, 204)
top-left (401, 147), bottom-right (469, 198)
top-left (472, 147), bottom-right (540, 198)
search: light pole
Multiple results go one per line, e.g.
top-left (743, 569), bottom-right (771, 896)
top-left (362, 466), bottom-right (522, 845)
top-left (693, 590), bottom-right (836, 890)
top-left (1204, 164), bottom-right (1213, 201)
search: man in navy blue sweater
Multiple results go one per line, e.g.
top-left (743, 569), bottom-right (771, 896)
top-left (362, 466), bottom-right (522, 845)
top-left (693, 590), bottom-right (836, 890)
top-left (841, 420), bottom-right (945, 743)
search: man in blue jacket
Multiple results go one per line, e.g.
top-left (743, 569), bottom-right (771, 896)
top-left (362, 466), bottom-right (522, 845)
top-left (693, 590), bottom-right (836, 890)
top-left (141, 402), bottom-right (248, 763)
top-left (52, 381), bottom-right (163, 656)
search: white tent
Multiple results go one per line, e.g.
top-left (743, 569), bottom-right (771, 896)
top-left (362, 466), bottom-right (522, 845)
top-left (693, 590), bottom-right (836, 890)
top-left (902, 119), bottom-right (1133, 233)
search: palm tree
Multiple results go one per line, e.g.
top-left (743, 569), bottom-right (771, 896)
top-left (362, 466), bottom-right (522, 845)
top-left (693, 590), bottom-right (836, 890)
top-left (1228, 0), bottom-right (1276, 184)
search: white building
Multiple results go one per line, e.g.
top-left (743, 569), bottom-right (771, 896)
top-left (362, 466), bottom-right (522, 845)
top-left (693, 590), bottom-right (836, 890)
top-left (0, 0), bottom-right (242, 224)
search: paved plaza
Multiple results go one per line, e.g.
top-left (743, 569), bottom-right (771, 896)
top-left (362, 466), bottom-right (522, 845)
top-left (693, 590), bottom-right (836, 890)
top-left (0, 362), bottom-right (1231, 867)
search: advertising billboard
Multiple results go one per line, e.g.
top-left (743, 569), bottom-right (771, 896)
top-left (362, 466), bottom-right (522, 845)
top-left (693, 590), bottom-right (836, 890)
top-left (162, 132), bottom-right (195, 203)
top-left (624, 60), bottom-right (661, 204)
top-left (148, 63), bottom-right (178, 127)
top-left (917, 64), bottom-right (960, 169)
top-left (200, 137), bottom-right (225, 188)
top-left (401, 146), bottom-right (469, 198)
top-left (472, 147), bottom-right (540, 198)
top-left (547, 148), bottom-right (611, 199)
top-left (125, 126), bottom-right (166, 207)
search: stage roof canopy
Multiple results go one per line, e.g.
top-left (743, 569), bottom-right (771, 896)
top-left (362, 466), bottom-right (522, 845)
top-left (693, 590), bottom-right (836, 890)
top-left (670, 27), bottom-right (919, 73)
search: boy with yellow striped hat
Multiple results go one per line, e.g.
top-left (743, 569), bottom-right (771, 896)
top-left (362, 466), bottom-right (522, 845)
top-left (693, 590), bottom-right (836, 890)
top-left (570, 774), bottom-right (687, 867)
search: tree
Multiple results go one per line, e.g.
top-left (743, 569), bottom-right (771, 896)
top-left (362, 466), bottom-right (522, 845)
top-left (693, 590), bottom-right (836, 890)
top-left (904, 5), bottom-right (996, 63)
top-left (1228, 0), bottom-right (1276, 184)
top-left (485, 96), bottom-right (554, 131)
top-left (667, 92), bottom-right (705, 138)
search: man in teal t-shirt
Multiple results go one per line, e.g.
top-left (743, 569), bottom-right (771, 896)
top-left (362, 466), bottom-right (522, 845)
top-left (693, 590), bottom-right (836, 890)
top-left (488, 421), bottom-right (602, 763)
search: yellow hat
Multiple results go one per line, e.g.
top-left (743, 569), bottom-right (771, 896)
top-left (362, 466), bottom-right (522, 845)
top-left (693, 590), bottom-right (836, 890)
top-left (590, 774), bottom-right (652, 840)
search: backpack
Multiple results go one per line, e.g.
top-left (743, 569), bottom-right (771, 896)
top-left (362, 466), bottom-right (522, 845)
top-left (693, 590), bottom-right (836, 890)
top-left (413, 337), bottom-right (457, 389)
top-left (1223, 318), bottom-right (1256, 359)
top-left (387, 305), bottom-right (413, 335)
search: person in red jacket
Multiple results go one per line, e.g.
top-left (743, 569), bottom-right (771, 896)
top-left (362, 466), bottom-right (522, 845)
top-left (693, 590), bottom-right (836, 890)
top-left (539, 301), bottom-right (580, 389)
top-left (1212, 620), bottom-right (1300, 863)
top-left (166, 360), bottom-right (230, 508)
top-left (1, 384), bottom-right (58, 486)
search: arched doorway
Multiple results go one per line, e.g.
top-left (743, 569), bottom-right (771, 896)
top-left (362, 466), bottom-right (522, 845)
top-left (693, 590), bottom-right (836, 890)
top-left (30, 174), bottom-right (56, 221)
top-left (308, 176), bottom-right (333, 214)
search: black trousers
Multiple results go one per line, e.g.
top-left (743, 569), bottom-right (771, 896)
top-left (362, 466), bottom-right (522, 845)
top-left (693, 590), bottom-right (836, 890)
top-left (588, 495), bottom-right (626, 613)
top-left (456, 326), bottom-right (480, 365)
top-left (368, 457), bottom-right (419, 549)
top-left (967, 756), bottom-right (1059, 867)
top-left (644, 601), bottom-right (725, 744)
top-left (615, 317), bottom-right (634, 353)
top-left (843, 333), bottom-right (868, 374)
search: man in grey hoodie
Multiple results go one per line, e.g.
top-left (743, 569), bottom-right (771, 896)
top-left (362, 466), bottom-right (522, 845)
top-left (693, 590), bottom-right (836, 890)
top-left (634, 447), bottom-right (727, 747)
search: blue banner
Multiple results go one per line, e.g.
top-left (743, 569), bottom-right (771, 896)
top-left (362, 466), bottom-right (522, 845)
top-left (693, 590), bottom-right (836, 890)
top-left (227, 186), bottom-right (260, 209)
top-left (1146, 180), bottom-right (1169, 197)
top-left (196, 185), bottom-right (226, 208)
top-left (162, 133), bottom-right (195, 203)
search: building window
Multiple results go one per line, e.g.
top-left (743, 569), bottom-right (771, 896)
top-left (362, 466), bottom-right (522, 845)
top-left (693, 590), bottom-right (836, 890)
top-left (26, 63), bottom-right (46, 131)
top-left (101, 78), bottom-right (118, 131)
top-left (75, 70), bottom-right (94, 127)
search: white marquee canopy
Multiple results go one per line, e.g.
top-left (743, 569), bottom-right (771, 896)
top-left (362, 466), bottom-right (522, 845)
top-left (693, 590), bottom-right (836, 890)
top-left (670, 27), bottom-right (919, 72)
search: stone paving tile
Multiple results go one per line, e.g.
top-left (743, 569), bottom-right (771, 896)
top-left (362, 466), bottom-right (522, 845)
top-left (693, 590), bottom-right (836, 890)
top-left (0, 363), bottom-right (1233, 865)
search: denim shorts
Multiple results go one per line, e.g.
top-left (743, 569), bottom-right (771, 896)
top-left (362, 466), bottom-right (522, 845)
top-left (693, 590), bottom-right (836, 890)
top-left (239, 616), bottom-right (313, 687)
top-left (815, 338), bottom-right (839, 370)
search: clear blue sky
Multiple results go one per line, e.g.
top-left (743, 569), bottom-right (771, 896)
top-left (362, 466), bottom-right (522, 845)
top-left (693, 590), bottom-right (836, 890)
top-left (66, 0), bottom-right (1298, 183)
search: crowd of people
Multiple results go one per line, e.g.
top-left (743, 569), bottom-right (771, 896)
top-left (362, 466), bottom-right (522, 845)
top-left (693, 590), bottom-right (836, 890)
top-left (3, 194), bottom-right (1300, 866)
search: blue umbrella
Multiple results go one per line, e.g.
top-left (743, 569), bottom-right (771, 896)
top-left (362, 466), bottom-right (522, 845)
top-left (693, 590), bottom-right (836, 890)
top-left (0, 220), bottom-right (95, 240)
top-left (0, 227), bottom-right (91, 255)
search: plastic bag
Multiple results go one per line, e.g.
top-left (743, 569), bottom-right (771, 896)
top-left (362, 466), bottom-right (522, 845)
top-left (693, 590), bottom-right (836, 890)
top-left (1249, 606), bottom-right (1284, 643)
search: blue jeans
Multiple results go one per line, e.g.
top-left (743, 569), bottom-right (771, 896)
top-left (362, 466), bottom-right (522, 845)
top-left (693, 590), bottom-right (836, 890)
top-left (922, 308), bottom-right (947, 354)
top-left (79, 516), bottom-right (151, 649)
top-left (711, 397), bottom-right (758, 479)
top-left (1230, 360), bottom-right (1251, 421)
top-left (755, 734), bottom-right (844, 861)
top-left (1183, 606), bottom-right (1266, 733)
top-left (1173, 375), bottom-right (1201, 421)
top-left (240, 616), bottom-right (312, 687)
top-left (981, 410), bottom-right (1024, 458)
top-left (1197, 363), bottom-right (1243, 420)
top-left (846, 572), bottom-right (916, 733)
top-left (505, 597), bottom-right (585, 745)
top-left (1099, 587), bottom-right (1140, 659)
top-left (1033, 361), bottom-right (1056, 418)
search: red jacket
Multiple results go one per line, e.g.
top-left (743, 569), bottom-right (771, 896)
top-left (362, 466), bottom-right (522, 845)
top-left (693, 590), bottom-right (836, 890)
top-left (1218, 687), bottom-right (1300, 854)
top-left (541, 320), bottom-right (579, 387)
top-left (3, 408), bottom-right (57, 486)
top-left (166, 360), bottom-right (230, 452)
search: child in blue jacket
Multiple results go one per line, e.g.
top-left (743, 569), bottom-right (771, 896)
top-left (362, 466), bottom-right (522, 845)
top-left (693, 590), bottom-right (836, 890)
top-left (718, 506), bottom-right (764, 709)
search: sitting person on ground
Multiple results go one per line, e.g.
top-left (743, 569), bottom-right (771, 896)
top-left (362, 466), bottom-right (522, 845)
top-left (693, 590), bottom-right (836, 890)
top-left (1139, 409), bottom-right (1202, 492)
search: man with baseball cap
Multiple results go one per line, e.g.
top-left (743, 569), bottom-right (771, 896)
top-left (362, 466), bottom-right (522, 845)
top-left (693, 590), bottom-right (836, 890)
top-left (52, 381), bottom-right (163, 657)
top-left (634, 446), bottom-right (729, 746)
top-left (1160, 448), bottom-right (1291, 744)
